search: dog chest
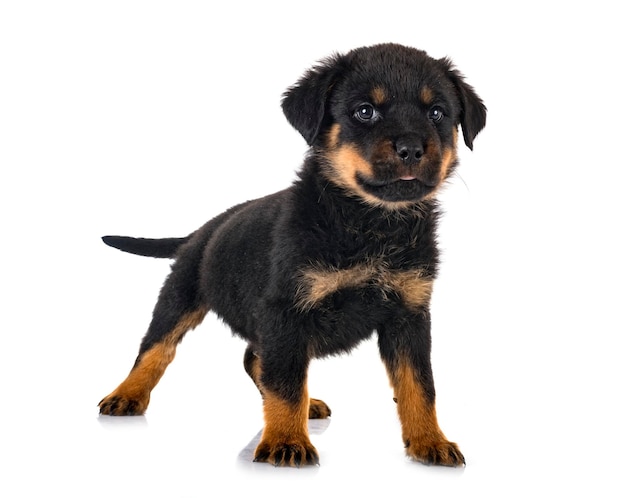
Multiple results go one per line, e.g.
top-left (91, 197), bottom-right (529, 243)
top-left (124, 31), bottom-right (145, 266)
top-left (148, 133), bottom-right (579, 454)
top-left (295, 261), bottom-right (433, 312)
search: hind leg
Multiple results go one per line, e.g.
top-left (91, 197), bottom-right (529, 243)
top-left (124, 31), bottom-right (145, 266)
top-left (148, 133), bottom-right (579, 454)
top-left (243, 345), bottom-right (331, 420)
top-left (99, 308), bottom-right (206, 415)
top-left (99, 261), bottom-right (208, 415)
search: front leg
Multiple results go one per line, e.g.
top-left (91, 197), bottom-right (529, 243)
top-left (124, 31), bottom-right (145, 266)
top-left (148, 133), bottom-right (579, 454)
top-left (252, 348), bottom-right (319, 467)
top-left (243, 345), bottom-right (331, 420)
top-left (254, 390), bottom-right (319, 467)
top-left (378, 311), bottom-right (465, 467)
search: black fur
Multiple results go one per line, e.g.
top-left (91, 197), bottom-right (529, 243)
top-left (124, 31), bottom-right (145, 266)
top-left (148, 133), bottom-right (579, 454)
top-left (99, 43), bottom-right (486, 467)
top-left (102, 235), bottom-right (189, 258)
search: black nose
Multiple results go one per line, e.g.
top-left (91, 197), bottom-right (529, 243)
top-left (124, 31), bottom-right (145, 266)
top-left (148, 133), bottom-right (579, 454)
top-left (395, 136), bottom-right (424, 164)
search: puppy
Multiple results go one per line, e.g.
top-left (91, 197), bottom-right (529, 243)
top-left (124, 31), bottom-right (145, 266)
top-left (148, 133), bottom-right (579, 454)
top-left (98, 43), bottom-right (486, 467)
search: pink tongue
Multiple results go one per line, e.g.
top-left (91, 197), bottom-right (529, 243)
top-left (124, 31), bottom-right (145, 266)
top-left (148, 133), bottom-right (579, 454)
top-left (399, 176), bottom-right (417, 181)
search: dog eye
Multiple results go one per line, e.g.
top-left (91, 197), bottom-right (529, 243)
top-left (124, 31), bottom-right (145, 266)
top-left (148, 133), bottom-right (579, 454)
top-left (354, 103), bottom-right (378, 122)
top-left (428, 106), bottom-right (444, 123)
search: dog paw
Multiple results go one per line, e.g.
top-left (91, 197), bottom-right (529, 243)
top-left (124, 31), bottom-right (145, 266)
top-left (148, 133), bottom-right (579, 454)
top-left (98, 393), bottom-right (148, 416)
top-left (254, 440), bottom-right (320, 467)
top-left (308, 398), bottom-right (331, 419)
top-left (405, 439), bottom-right (465, 467)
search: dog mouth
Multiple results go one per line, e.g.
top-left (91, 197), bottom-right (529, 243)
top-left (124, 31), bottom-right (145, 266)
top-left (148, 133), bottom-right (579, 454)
top-left (356, 173), bottom-right (435, 202)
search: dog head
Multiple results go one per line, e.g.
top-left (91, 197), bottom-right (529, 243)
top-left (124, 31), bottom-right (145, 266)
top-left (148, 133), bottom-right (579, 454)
top-left (282, 43), bottom-right (486, 209)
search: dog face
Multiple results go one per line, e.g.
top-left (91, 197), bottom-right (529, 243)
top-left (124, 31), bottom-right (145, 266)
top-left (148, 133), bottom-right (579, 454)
top-left (282, 43), bottom-right (486, 209)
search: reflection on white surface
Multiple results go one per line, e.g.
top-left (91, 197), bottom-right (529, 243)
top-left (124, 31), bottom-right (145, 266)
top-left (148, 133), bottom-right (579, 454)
top-left (97, 414), bottom-right (149, 430)
top-left (236, 418), bottom-right (332, 466)
top-left (236, 419), bottom-right (332, 478)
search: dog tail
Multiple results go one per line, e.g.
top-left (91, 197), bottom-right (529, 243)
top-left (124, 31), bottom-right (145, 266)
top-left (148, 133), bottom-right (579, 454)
top-left (101, 235), bottom-right (189, 258)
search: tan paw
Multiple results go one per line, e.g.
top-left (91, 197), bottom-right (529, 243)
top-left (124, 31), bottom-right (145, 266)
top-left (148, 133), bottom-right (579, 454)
top-left (98, 391), bottom-right (149, 416)
top-left (406, 439), bottom-right (465, 467)
top-left (254, 439), bottom-right (319, 467)
top-left (308, 398), bottom-right (331, 419)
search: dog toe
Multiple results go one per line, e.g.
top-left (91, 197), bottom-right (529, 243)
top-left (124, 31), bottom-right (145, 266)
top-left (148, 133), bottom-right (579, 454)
top-left (98, 394), bottom-right (147, 416)
top-left (254, 441), bottom-right (319, 467)
top-left (406, 439), bottom-right (465, 467)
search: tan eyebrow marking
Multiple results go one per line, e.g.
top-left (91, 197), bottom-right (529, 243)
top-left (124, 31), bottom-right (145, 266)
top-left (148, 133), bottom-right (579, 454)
top-left (420, 86), bottom-right (434, 105)
top-left (371, 86), bottom-right (387, 105)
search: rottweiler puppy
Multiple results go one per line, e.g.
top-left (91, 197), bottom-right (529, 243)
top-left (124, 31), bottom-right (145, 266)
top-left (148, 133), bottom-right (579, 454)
top-left (98, 43), bottom-right (486, 467)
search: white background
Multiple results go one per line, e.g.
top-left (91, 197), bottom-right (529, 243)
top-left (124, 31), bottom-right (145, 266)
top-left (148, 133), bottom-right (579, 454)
top-left (1, 1), bottom-right (625, 496)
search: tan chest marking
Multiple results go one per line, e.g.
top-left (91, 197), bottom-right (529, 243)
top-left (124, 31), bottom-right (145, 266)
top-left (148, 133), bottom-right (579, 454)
top-left (295, 262), bottom-right (433, 311)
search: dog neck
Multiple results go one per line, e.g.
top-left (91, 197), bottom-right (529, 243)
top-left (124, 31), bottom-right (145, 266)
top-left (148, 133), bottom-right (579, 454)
top-left (295, 155), bottom-right (439, 231)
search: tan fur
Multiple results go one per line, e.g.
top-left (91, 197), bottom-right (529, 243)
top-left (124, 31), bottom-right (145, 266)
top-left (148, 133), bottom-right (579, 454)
top-left (245, 351), bottom-right (331, 419)
top-left (254, 389), bottom-right (318, 466)
top-left (296, 261), bottom-right (433, 311)
top-left (322, 137), bottom-right (417, 210)
top-left (98, 308), bottom-right (207, 414)
top-left (387, 357), bottom-right (463, 466)
top-left (371, 86), bottom-right (387, 105)
top-left (323, 124), bottom-right (460, 210)
top-left (420, 86), bottom-right (434, 105)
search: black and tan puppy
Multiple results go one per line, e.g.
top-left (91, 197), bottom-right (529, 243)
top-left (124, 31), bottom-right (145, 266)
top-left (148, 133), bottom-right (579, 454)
top-left (99, 43), bottom-right (486, 467)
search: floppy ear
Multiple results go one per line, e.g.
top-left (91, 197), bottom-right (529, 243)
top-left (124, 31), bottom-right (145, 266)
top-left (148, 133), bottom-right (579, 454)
top-left (281, 54), bottom-right (346, 145)
top-left (440, 58), bottom-right (487, 150)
